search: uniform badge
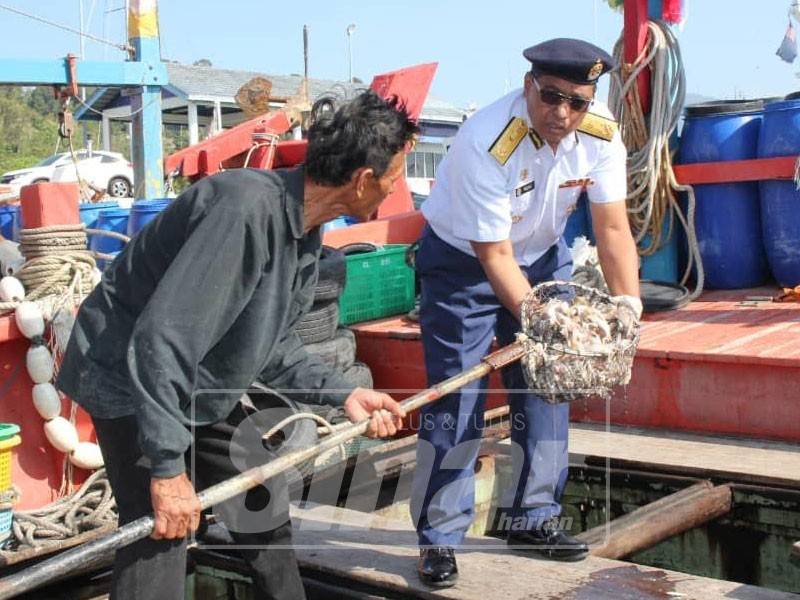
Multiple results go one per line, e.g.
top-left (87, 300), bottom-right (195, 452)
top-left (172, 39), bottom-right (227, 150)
top-left (559, 178), bottom-right (594, 189)
top-left (587, 59), bottom-right (604, 82)
top-left (520, 168), bottom-right (529, 181)
top-left (511, 215), bottom-right (523, 224)
top-left (514, 181), bottom-right (535, 197)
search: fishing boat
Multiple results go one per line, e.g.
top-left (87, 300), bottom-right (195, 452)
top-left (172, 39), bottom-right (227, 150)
top-left (0, 0), bottom-right (799, 597)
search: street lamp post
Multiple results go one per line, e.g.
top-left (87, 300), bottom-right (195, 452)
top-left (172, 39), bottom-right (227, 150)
top-left (346, 23), bottom-right (356, 83)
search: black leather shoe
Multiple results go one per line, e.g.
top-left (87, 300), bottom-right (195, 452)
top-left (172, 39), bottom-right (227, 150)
top-left (506, 518), bottom-right (589, 562)
top-left (417, 547), bottom-right (458, 588)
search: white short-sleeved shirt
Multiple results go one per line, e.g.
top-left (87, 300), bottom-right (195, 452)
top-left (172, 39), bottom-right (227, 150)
top-left (421, 89), bottom-right (627, 266)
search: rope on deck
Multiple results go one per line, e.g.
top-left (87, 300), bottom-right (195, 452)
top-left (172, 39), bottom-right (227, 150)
top-left (10, 469), bottom-right (117, 550)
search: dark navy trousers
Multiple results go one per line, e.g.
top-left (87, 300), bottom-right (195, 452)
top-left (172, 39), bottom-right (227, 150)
top-left (410, 226), bottom-right (573, 547)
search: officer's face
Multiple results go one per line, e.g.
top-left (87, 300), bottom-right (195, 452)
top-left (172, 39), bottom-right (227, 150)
top-left (524, 73), bottom-right (596, 146)
top-left (349, 150), bottom-right (406, 220)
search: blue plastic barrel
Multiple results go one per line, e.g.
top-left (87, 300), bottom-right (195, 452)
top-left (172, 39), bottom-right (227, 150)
top-left (0, 205), bottom-right (20, 241)
top-left (757, 98), bottom-right (800, 287)
top-left (89, 208), bottom-right (129, 269)
top-left (322, 216), bottom-right (358, 233)
top-left (678, 100), bottom-right (769, 289)
top-left (640, 218), bottom-right (680, 283)
top-left (128, 198), bottom-right (171, 236)
top-left (79, 201), bottom-right (119, 230)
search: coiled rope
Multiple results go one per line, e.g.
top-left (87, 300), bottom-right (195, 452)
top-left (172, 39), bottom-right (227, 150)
top-left (0, 226), bottom-right (96, 314)
top-left (608, 20), bottom-right (705, 300)
top-left (10, 469), bottom-right (117, 549)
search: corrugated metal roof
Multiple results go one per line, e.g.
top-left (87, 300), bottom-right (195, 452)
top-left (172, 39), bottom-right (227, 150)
top-left (79, 63), bottom-right (466, 123)
top-left (166, 63), bottom-right (353, 103)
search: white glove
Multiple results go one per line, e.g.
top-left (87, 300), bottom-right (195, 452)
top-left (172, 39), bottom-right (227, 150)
top-left (612, 294), bottom-right (643, 320)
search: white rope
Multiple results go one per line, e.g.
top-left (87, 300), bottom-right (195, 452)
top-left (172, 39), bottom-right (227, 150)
top-left (263, 412), bottom-right (348, 463)
top-left (72, 94), bottom-right (163, 119)
top-left (608, 20), bottom-right (705, 301)
top-left (0, 2), bottom-right (133, 52)
top-left (243, 133), bottom-right (280, 168)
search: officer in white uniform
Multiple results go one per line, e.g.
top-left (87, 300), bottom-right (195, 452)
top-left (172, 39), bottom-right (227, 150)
top-left (411, 38), bottom-right (641, 588)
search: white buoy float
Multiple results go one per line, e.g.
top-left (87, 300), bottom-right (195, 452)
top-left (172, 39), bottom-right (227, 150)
top-left (15, 301), bottom-right (45, 339)
top-left (26, 345), bottom-right (54, 384)
top-left (32, 383), bottom-right (62, 420)
top-left (69, 442), bottom-right (104, 469)
top-left (44, 417), bottom-right (79, 454)
top-left (0, 276), bottom-right (24, 303)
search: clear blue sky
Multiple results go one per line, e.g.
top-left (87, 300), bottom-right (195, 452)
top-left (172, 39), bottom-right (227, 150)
top-left (1, 1), bottom-right (798, 108)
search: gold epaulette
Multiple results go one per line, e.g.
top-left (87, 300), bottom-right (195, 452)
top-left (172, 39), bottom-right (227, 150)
top-left (489, 117), bottom-right (528, 165)
top-left (577, 112), bottom-right (618, 142)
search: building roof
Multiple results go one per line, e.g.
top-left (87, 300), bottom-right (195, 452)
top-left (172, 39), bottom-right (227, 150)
top-left (78, 62), bottom-right (466, 124)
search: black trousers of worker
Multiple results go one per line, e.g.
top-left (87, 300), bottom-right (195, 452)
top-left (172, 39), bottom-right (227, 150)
top-left (93, 403), bottom-right (306, 600)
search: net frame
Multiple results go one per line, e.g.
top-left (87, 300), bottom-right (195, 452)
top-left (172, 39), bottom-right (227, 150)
top-left (518, 280), bottom-right (641, 403)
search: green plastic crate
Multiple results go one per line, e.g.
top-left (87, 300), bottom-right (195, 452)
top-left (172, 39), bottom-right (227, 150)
top-left (339, 244), bottom-right (415, 325)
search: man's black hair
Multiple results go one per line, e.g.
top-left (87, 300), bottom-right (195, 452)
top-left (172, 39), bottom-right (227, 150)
top-left (305, 90), bottom-right (419, 186)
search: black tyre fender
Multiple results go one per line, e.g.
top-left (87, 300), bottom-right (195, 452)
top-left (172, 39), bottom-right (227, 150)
top-left (295, 300), bottom-right (339, 344)
top-left (315, 246), bottom-right (346, 302)
top-left (242, 382), bottom-right (319, 479)
top-left (339, 242), bottom-right (378, 256)
top-left (303, 326), bottom-right (356, 371)
top-left (342, 361), bottom-right (373, 389)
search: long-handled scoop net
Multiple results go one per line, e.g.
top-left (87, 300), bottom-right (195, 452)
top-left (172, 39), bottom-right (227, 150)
top-left (0, 281), bottom-right (639, 599)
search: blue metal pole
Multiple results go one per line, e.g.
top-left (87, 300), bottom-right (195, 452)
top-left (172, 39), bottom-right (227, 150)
top-left (128, 0), bottom-right (164, 200)
top-left (0, 59), bottom-right (166, 86)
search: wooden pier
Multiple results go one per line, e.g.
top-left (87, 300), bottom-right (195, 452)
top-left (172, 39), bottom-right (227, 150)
top-left (185, 503), bottom-right (799, 599)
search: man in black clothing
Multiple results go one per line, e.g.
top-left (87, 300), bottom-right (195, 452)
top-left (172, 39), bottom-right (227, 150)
top-left (57, 90), bottom-right (418, 600)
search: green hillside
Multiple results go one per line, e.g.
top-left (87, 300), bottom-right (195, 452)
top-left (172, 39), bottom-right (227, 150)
top-left (0, 85), bottom-right (187, 175)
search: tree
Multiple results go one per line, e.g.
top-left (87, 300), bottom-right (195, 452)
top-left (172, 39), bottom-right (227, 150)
top-left (0, 87), bottom-right (59, 173)
top-left (26, 87), bottom-right (60, 115)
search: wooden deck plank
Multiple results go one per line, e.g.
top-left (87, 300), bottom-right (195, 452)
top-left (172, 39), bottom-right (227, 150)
top-left (291, 503), bottom-right (795, 599)
top-left (567, 424), bottom-right (800, 488)
top-left (636, 288), bottom-right (800, 366)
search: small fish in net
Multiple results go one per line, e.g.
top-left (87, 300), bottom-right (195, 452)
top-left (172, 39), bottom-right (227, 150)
top-left (518, 281), bottom-right (640, 403)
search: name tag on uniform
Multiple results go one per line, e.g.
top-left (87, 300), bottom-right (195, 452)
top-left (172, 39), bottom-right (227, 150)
top-left (514, 181), bottom-right (535, 197)
top-left (559, 178), bottom-right (594, 189)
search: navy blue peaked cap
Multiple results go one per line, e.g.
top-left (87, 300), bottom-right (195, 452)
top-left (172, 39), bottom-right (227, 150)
top-left (523, 38), bottom-right (617, 84)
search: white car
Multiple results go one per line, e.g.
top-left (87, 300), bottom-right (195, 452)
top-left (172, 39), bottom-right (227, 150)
top-left (0, 153), bottom-right (72, 192)
top-left (1, 151), bottom-right (135, 199)
top-left (51, 151), bottom-right (134, 198)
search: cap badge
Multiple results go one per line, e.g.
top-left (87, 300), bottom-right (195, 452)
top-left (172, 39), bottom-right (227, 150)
top-left (587, 59), bottom-right (604, 81)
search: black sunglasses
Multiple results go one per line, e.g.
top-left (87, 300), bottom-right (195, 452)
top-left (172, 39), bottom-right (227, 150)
top-left (532, 79), bottom-right (593, 113)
